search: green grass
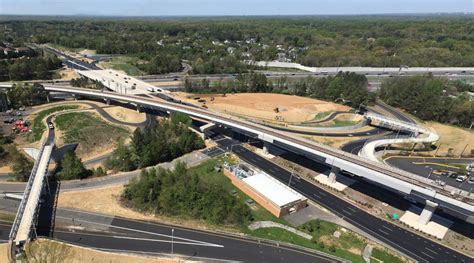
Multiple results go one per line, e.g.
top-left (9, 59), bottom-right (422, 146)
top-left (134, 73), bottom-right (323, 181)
top-left (28, 105), bottom-right (79, 142)
top-left (371, 248), bottom-right (405, 263)
top-left (332, 119), bottom-right (358, 127)
top-left (250, 227), bottom-right (366, 263)
top-left (100, 56), bottom-right (144, 76)
top-left (0, 211), bottom-right (15, 222)
top-left (312, 111), bottom-right (332, 121)
top-left (54, 112), bottom-right (129, 154)
top-left (262, 67), bottom-right (306, 72)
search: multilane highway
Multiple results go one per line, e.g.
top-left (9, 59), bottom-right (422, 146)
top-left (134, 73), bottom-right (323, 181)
top-left (41, 86), bottom-right (474, 217)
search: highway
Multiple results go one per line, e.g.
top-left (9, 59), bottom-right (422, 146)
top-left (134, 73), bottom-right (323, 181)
top-left (0, 198), bottom-right (340, 263)
top-left (208, 132), bottom-right (472, 263)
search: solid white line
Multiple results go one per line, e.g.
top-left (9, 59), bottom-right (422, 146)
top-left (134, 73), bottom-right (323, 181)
top-left (421, 252), bottom-right (434, 259)
top-left (425, 247), bottom-right (438, 255)
top-left (55, 215), bottom-right (221, 247)
top-left (318, 191), bottom-right (327, 196)
top-left (342, 210), bottom-right (352, 215)
top-left (378, 229), bottom-right (389, 235)
top-left (312, 193), bottom-right (322, 199)
top-left (112, 235), bottom-right (224, 247)
top-left (381, 225), bottom-right (393, 232)
top-left (347, 207), bottom-right (357, 213)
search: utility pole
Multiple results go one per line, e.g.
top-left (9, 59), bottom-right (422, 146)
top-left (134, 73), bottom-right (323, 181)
top-left (460, 144), bottom-right (468, 159)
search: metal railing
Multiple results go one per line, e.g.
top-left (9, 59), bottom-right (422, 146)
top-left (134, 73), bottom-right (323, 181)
top-left (8, 139), bottom-right (48, 241)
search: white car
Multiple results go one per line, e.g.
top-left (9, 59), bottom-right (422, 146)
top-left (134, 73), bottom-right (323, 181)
top-left (456, 175), bottom-right (466, 183)
top-left (48, 122), bottom-right (54, 129)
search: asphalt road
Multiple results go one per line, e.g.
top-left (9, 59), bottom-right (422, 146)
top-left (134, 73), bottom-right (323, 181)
top-left (210, 135), bottom-right (472, 263)
top-left (0, 198), bottom-right (339, 263)
top-left (386, 157), bottom-right (474, 192)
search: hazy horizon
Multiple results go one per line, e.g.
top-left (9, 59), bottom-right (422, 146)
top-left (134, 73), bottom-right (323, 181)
top-left (1, 0), bottom-right (472, 17)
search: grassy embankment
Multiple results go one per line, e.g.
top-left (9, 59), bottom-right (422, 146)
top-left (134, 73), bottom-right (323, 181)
top-left (27, 105), bottom-right (80, 143)
top-left (54, 112), bottom-right (129, 157)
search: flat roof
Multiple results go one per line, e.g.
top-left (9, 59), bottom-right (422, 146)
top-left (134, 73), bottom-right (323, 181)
top-left (242, 172), bottom-right (305, 207)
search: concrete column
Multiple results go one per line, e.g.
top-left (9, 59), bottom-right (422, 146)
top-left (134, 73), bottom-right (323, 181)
top-left (328, 166), bottom-right (340, 184)
top-left (136, 105), bottom-right (141, 113)
top-left (46, 94), bottom-right (50, 103)
top-left (106, 99), bottom-right (110, 105)
top-left (417, 200), bottom-right (438, 225)
top-left (263, 142), bottom-right (269, 154)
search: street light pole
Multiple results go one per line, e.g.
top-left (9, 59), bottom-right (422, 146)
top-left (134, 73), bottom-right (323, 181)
top-left (427, 168), bottom-right (433, 180)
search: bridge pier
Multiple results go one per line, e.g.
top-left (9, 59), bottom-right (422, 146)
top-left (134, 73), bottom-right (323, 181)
top-left (199, 123), bottom-right (216, 140)
top-left (417, 200), bottom-right (438, 225)
top-left (263, 142), bottom-right (270, 154)
top-left (106, 99), bottom-right (110, 105)
top-left (328, 166), bottom-right (340, 184)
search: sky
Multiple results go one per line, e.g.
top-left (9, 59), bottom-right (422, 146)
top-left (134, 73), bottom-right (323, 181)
top-left (0, 0), bottom-right (472, 16)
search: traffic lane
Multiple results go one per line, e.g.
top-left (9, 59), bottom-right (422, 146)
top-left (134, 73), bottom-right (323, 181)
top-left (106, 217), bottom-right (336, 263)
top-left (386, 158), bottom-right (472, 191)
top-left (225, 143), bottom-right (472, 263)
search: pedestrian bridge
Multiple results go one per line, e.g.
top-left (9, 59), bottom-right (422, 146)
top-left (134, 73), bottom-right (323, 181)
top-left (9, 138), bottom-right (54, 253)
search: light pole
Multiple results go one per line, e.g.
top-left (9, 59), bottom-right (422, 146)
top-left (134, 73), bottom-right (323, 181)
top-left (171, 228), bottom-right (174, 255)
top-left (288, 166), bottom-right (296, 186)
top-left (427, 168), bottom-right (433, 180)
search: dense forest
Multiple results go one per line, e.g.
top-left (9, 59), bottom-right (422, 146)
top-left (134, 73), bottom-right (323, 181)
top-left (122, 162), bottom-right (252, 225)
top-left (6, 83), bottom-right (48, 108)
top-left (380, 76), bottom-right (474, 127)
top-left (105, 112), bottom-right (205, 171)
top-left (185, 71), bottom-right (373, 107)
top-left (1, 16), bottom-right (472, 75)
top-left (0, 52), bottom-right (62, 81)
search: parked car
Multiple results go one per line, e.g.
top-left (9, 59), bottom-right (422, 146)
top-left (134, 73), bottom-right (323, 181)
top-left (456, 175), bottom-right (466, 183)
top-left (468, 177), bottom-right (474, 184)
top-left (448, 173), bottom-right (458, 178)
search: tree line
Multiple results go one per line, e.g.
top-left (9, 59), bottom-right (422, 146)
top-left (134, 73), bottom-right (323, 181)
top-left (2, 16), bottom-right (472, 76)
top-left (379, 75), bottom-right (474, 127)
top-left (0, 55), bottom-right (62, 81)
top-left (122, 162), bottom-right (252, 225)
top-left (105, 112), bottom-right (205, 172)
top-left (5, 83), bottom-right (48, 109)
top-left (185, 71), bottom-right (373, 107)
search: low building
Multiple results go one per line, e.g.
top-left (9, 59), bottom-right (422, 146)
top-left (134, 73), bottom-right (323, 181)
top-left (224, 163), bottom-right (307, 217)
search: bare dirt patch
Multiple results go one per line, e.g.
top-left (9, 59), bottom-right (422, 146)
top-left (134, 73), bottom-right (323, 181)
top-left (102, 105), bottom-right (146, 123)
top-left (426, 122), bottom-right (474, 157)
top-left (174, 92), bottom-right (351, 123)
top-left (57, 68), bottom-right (79, 80)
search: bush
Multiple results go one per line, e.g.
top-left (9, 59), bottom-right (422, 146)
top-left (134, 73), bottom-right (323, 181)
top-left (329, 245), bottom-right (336, 252)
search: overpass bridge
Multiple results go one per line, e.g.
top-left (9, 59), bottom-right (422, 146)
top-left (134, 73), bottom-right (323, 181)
top-left (360, 112), bottom-right (440, 162)
top-left (41, 85), bottom-right (473, 224)
top-left (9, 135), bottom-right (54, 256)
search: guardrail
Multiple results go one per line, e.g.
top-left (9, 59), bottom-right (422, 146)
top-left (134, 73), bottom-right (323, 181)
top-left (8, 139), bottom-right (48, 241)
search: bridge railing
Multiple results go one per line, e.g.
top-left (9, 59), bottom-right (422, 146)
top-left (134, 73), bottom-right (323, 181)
top-left (8, 139), bottom-right (48, 241)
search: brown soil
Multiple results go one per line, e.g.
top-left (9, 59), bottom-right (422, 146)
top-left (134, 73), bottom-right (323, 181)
top-left (57, 68), bottom-right (79, 80)
top-left (426, 122), bottom-right (474, 157)
top-left (102, 105), bottom-right (146, 123)
top-left (174, 92), bottom-right (351, 123)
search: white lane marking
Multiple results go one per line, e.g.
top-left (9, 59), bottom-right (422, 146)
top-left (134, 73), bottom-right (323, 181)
top-left (347, 207), bottom-right (357, 213)
top-left (318, 191), bottom-right (327, 196)
top-left (313, 193), bottom-right (322, 199)
top-left (112, 236), bottom-right (224, 248)
top-left (378, 229), bottom-right (389, 235)
top-left (425, 247), bottom-right (438, 255)
top-left (382, 225), bottom-right (393, 232)
top-left (55, 215), bottom-right (221, 247)
top-left (342, 210), bottom-right (352, 215)
top-left (421, 252), bottom-right (434, 259)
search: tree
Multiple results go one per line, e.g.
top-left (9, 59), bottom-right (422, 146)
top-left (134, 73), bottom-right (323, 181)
top-left (57, 151), bottom-right (88, 180)
top-left (12, 152), bottom-right (33, 182)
